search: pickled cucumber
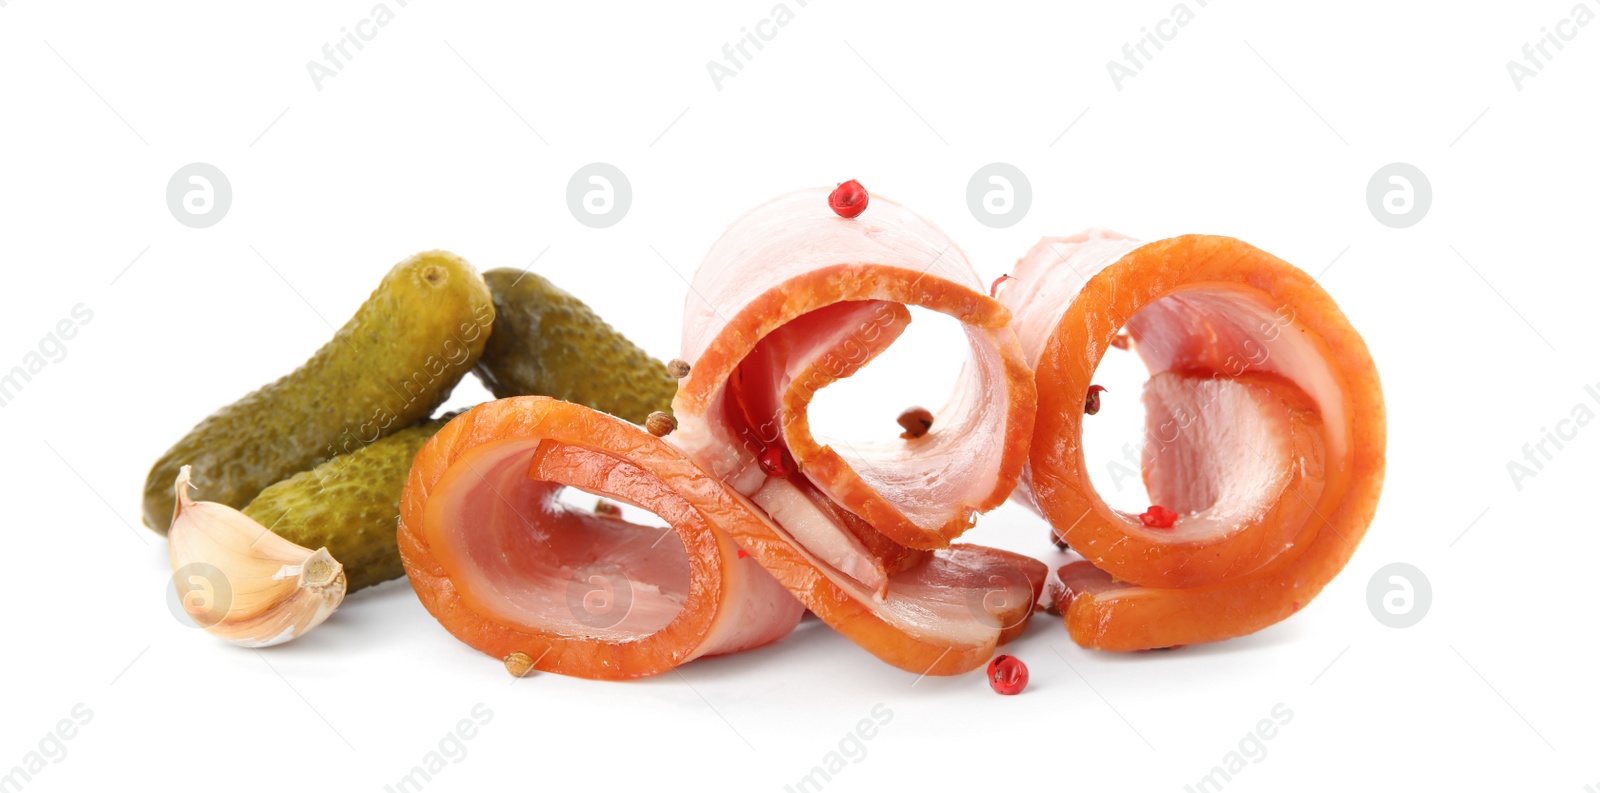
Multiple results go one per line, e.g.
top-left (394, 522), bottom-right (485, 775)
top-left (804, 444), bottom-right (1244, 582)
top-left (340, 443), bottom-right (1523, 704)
top-left (142, 251), bottom-right (494, 534)
top-left (243, 416), bottom-right (449, 592)
top-left (473, 268), bottom-right (676, 423)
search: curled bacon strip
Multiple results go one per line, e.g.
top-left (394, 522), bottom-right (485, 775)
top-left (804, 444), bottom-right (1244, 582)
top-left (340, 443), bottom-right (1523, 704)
top-left (670, 188), bottom-right (1045, 675)
top-left (399, 397), bottom-right (806, 680)
top-left (1002, 231), bottom-right (1385, 651)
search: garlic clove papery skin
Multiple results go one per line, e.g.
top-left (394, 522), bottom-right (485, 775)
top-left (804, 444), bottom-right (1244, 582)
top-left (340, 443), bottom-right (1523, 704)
top-left (168, 465), bottom-right (346, 647)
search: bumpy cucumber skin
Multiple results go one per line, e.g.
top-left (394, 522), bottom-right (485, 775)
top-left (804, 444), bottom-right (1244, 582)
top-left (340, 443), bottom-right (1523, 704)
top-left (243, 418), bottom-right (446, 592)
top-left (142, 251), bottom-right (494, 534)
top-left (474, 268), bottom-right (676, 424)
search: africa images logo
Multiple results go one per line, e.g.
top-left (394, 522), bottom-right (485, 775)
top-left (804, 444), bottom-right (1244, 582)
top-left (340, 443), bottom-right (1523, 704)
top-left (1504, 2), bottom-right (1594, 91)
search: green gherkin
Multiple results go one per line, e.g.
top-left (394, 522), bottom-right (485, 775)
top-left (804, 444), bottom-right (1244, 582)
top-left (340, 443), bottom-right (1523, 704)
top-left (243, 417), bottom-right (447, 592)
top-left (473, 268), bottom-right (677, 423)
top-left (141, 251), bottom-right (494, 534)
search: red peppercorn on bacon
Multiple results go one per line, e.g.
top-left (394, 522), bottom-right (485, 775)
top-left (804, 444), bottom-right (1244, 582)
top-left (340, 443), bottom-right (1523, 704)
top-left (670, 187), bottom-right (1045, 675)
top-left (398, 397), bottom-right (806, 680)
top-left (1001, 231), bottom-right (1385, 651)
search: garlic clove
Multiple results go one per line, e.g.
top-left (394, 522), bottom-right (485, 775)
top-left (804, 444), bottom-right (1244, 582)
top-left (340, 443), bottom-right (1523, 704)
top-left (168, 465), bottom-right (346, 647)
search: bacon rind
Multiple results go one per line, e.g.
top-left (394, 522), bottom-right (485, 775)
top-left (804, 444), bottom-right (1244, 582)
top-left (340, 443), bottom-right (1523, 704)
top-left (671, 188), bottom-right (1036, 549)
top-left (666, 188), bottom-right (1045, 673)
top-left (398, 397), bottom-right (805, 680)
top-left (1004, 231), bottom-right (1386, 650)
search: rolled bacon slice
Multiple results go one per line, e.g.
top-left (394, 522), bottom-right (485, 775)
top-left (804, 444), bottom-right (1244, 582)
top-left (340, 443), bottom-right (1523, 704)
top-left (670, 188), bottom-right (1046, 675)
top-left (1000, 231), bottom-right (1385, 651)
top-left (398, 397), bottom-right (806, 680)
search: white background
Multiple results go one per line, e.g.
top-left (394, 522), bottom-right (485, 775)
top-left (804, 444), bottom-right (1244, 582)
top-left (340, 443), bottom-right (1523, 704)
top-left (2, 1), bottom-right (1597, 791)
